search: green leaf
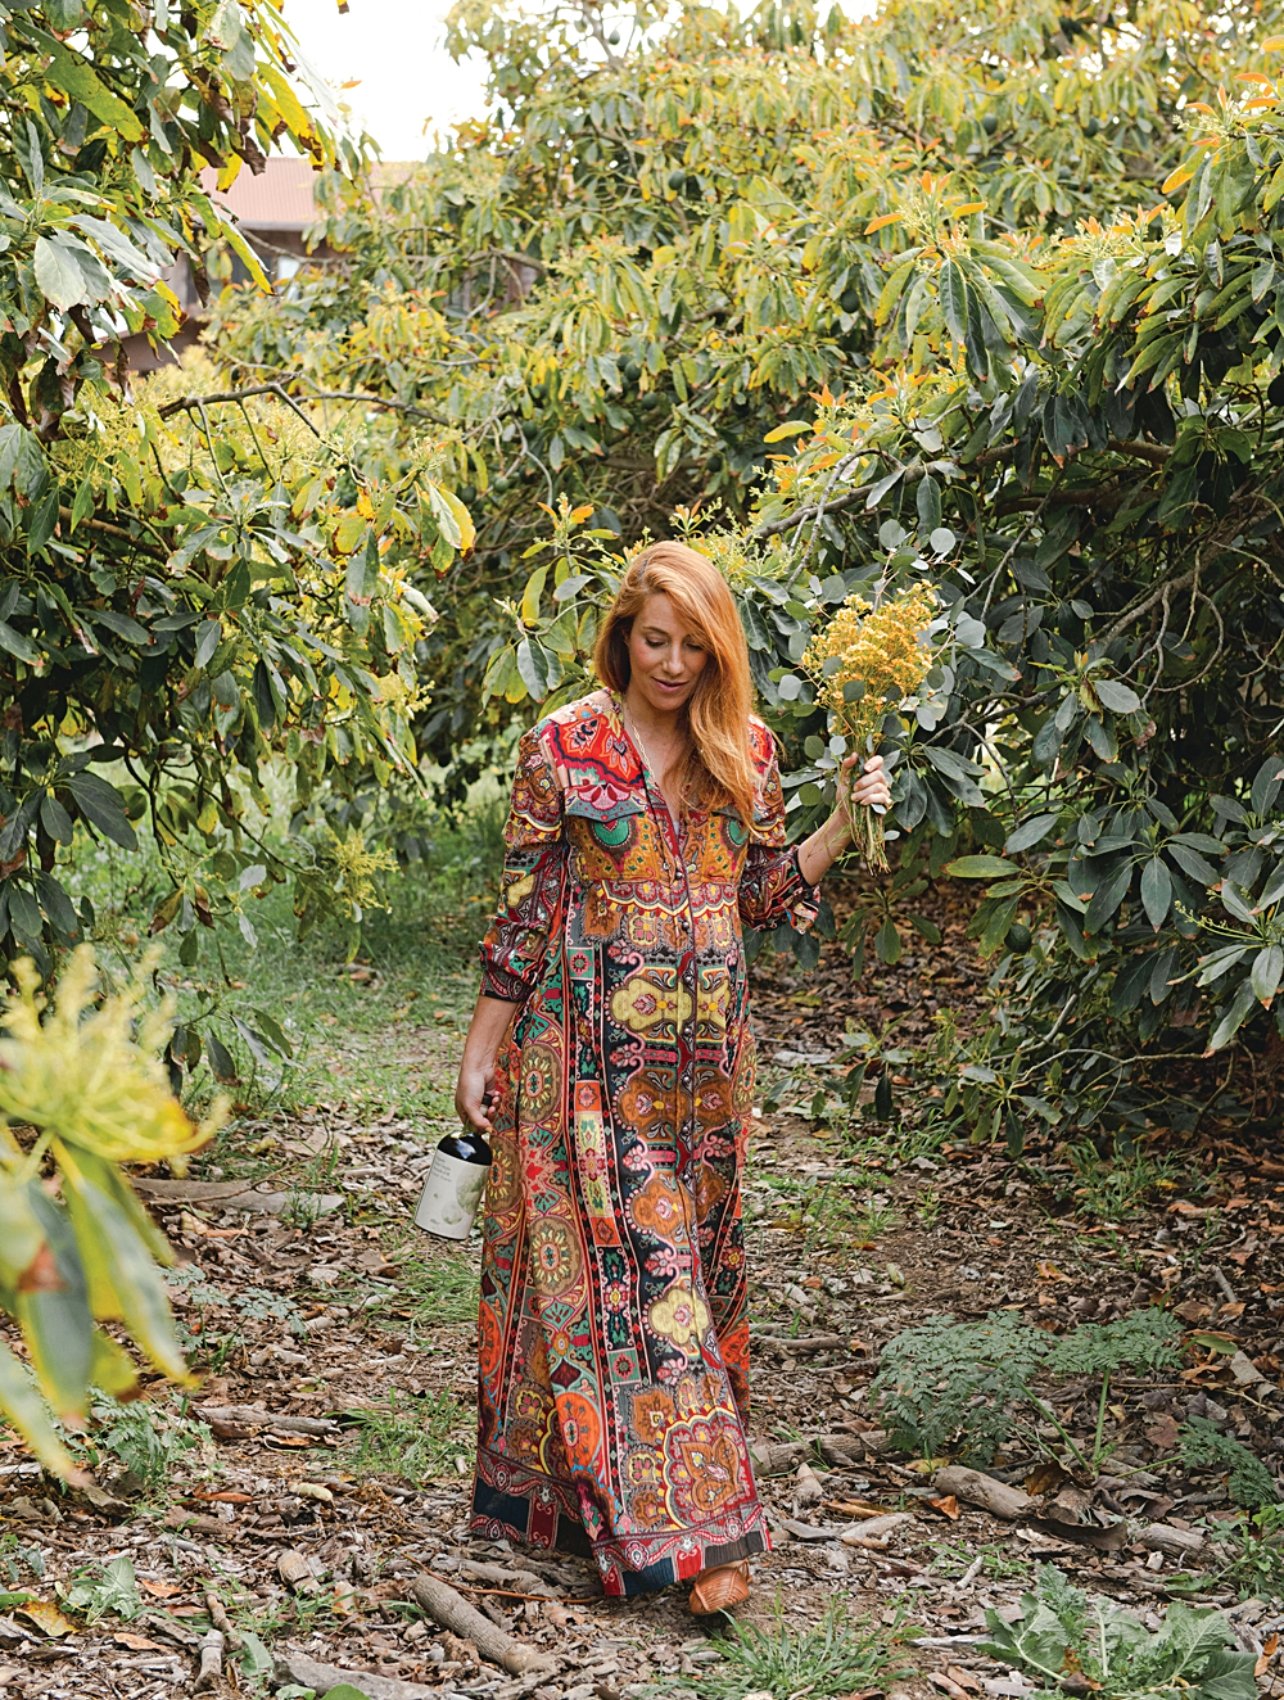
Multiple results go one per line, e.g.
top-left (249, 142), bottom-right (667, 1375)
top-left (57, 1147), bottom-right (189, 1383)
top-left (1204, 978), bottom-right (1257, 1054)
top-left (426, 481), bottom-right (475, 553)
top-left (763, 420), bottom-right (813, 442)
top-left (1083, 862), bottom-right (1132, 934)
top-left (1168, 841), bottom-right (1219, 887)
top-left (1140, 857), bottom-right (1172, 930)
top-left (16, 1191), bottom-right (93, 1421)
top-left (64, 772), bottom-right (138, 850)
top-left (874, 916), bottom-right (902, 964)
top-left (194, 618), bottom-right (222, 668)
top-left (0, 1341), bottom-right (82, 1482)
top-left (945, 855), bottom-right (1020, 879)
top-left (1094, 677), bottom-right (1141, 714)
top-left (33, 233), bottom-right (91, 312)
top-left (1250, 944), bottom-right (1283, 1008)
top-left (1004, 814), bottom-right (1058, 854)
top-left (939, 259), bottom-right (969, 345)
top-left (0, 620), bottom-right (41, 664)
top-left (44, 42), bottom-right (144, 141)
top-left (205, 1031), bottom-right (237, 1083)
top-left (515, 637), bottom-right (550, 699)
top-left (1251, 756), bottom-right (1284, 818)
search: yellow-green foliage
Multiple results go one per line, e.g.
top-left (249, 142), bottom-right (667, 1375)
top-left (0, 948), bottom-right (224, 1480)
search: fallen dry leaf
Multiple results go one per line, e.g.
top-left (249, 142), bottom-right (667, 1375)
top-left (1144, 1413), bottom-right (1180, 1450)
top-left (112, 1631), bottom-right (167, 1651)
top-left (15, 1600), bottom-right (75, 1638)
top-left (945, 1666), bottom-right (984, 1692)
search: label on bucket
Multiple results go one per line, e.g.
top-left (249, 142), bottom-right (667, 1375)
top-left (415, 1148), bottom-right (489, 1240)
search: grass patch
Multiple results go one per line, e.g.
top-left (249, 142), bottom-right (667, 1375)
top-left (342, 1390), bottom-right (470, 1484)
top-left (751, 1172), bottom-right (899, 1253)
top-left (382, 1235), bottom-right (480, 1330)
top-left (928, 1538), bottom-right (1033, 1583)
top-left (1022, 1137), bottom-right (1205, 1225)
top-left (675, 1598), bottom-right (912, 1699)
top-left (56, 774), bottom-right (501, 1132)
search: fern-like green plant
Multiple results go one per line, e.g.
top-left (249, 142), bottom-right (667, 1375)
top-left (1178, 1417), bottom-right (1280, 1512)
top-left (870, 1310), bottom-right (1049, 1465)
top-left (979, 1565), bottom-right (1257, 1700)
top-left (1047, 1311), bottom-right (1184, 1469)
top-left (870, 1307), bottom-right (1182, 1470)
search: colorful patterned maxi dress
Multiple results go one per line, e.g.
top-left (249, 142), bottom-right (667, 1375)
top-left (470, 687), bottom-right (820, 1596)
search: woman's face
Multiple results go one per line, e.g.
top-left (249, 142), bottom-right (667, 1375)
top-left (624, 592), bottom-right (710, 718)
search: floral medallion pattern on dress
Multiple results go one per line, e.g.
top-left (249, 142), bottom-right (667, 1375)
top-left (471, 689), bottom-right (820, 1596)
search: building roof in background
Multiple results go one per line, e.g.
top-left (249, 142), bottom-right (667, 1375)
top-left (198, 156), bottom-right (417, 232)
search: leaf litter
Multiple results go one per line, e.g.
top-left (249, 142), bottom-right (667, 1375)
top-left (0, 882), bottom-right (1280, 1698)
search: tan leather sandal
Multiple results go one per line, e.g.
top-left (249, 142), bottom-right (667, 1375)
top-left (688, 1559), bottom-right (751, 1616)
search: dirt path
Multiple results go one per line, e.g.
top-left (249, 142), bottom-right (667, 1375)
top-left (3, 890), bottom-right (1282, 1698)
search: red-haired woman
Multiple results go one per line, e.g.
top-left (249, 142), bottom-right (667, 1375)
top-left (455, 542), bottom-right (889, 1613)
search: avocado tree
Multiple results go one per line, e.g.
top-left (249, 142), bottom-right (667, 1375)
top-left (208, 0), bottom-right (1284, 1131)
top-left (0, 0), bottom-right (475, 1041)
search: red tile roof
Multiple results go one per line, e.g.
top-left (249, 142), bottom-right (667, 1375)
top-left (198, 155), bottom-right (417, 232)
top-left (199, 157), bottom-right (321, 230)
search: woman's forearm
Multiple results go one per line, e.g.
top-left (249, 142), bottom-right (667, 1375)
top-left (463, 994), bottom-right (521, 1070)
top-left (796, 810), bottom-right (854, 887)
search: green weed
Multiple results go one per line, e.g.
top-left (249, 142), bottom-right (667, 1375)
top-left (751, 1173), bottom-right (899, 1253)
top-left (673, 1598), bottom-right (912, 1699)
top-left (342, 1389), bottom-right (469, 1484)
top-left (1023, 1138), bottom-right (1203, 1224)
top-left (61, 1556), bottom-right (144, 1624)
top-left (1167, 1507), bottom-right (1284, 1605)
top-left (928, 1538), bottom-right (1033, 1582)
top-left (871, 1307), bottom-right (1183, 1471)
top-left (80, 1396), bottom-right (214, 1495)
top-left (980, 1564), bottom-right (1256, 1700)
top-left (1178, 1418), bottom-right (1280, 1512)
top-left (0, 1533), bottom-right (45, 1585)
top-left (382, 1239), bottom-right (480, 1330)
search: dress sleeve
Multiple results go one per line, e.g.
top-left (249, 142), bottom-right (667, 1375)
top-left (737, 726), bottom-right (821, 935)
top-left (478, 722), bottom-right (568, 1003)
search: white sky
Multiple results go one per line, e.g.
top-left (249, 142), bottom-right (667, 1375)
top-left (280, 0), bottom-right (876, 162)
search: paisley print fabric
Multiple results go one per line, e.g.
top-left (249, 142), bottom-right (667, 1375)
top-left (470, 688), bottom-right (820, 1597)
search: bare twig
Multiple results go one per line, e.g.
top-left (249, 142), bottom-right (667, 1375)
top-left (156, 380), bottom-right (447, 427)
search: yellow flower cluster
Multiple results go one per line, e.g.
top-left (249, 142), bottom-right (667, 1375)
top-left (0, 947), bottom-right (224, 1167)
top-left (328, 826), bottom-right (397, 913)
top-left (801, 584), bottom-right (938, 748)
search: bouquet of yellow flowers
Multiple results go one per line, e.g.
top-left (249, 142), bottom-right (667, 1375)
top-left (800, 583), bottom-right (938, 871)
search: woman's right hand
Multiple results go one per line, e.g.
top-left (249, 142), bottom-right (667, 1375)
top-left (456, 1054), bottom-right (498, 1134)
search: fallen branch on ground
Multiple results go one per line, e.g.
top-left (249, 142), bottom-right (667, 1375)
top-left (135, 1177), bottom-right (343, 1216)
top-left (193, 1628), bottom-right (224, 1693)
top-left (753, 1331), bottom-right (850, 1355)
top-left (410, 1572), bottom-right (558, 1677)
top-left (933, 1465), bottom-right (1033, 1521)
top-left (197, 1404), bottom-right (339, 1437)
top-left (272, 1648), bottom-right (443, 1699)
top-left (750, 1430), bottom-right (888, 1476)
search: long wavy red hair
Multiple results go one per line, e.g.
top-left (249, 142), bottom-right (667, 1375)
top-left (593, 541), bottom-right (758, 826)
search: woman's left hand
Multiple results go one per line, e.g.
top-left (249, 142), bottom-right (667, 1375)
top-left (841, 752), bottom-right (892, 814)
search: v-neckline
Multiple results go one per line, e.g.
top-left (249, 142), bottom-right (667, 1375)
top-left (605, 688), bottom-right (686, 846)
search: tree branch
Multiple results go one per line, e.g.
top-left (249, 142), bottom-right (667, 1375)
top-left (752, 442), bottom-right (1017, 541)
top-left (156, 381), bottom-right (448, 427)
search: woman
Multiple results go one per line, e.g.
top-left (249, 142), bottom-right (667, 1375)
top-left (455, 541), bottom-right (889, 1613)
